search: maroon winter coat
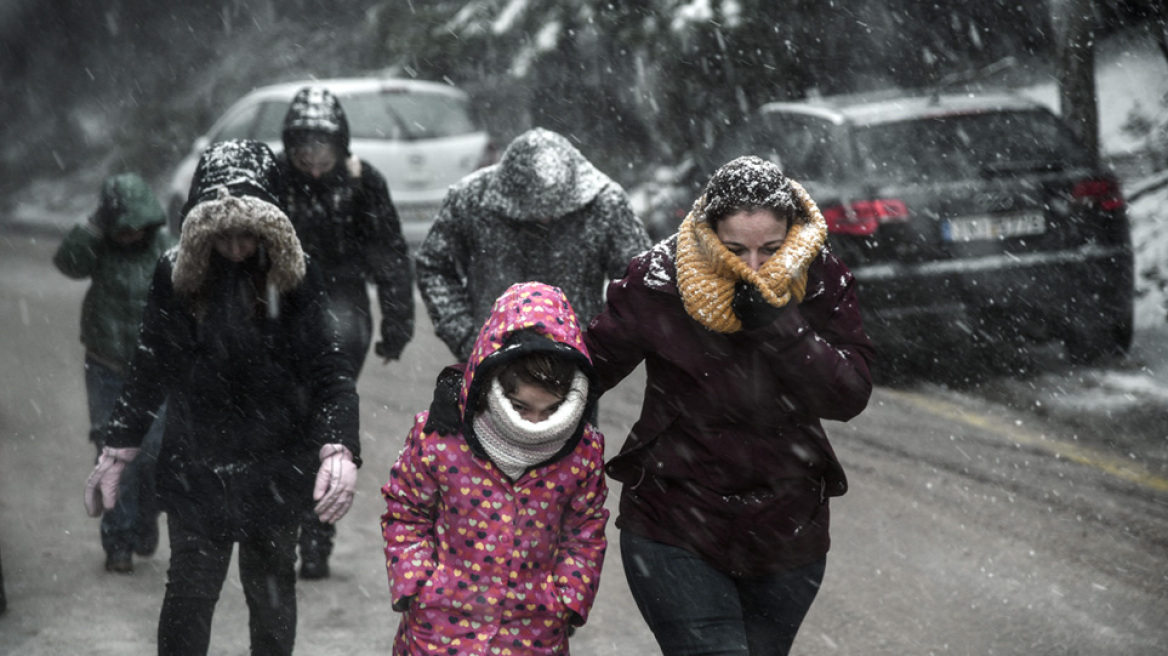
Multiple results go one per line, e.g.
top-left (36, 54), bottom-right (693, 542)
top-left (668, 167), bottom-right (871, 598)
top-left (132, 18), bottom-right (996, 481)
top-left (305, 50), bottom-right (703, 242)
top-left (584, 236), bottom-right (875, 576)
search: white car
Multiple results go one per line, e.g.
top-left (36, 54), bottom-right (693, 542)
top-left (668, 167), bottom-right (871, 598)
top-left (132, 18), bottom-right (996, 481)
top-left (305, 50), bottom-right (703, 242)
top-left (165, 77), bottom-right (496, 244)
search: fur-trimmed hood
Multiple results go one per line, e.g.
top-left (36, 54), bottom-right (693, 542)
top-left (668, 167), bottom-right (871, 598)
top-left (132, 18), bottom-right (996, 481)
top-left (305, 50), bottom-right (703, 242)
top-left (173, 140), bottom-right (304, 295)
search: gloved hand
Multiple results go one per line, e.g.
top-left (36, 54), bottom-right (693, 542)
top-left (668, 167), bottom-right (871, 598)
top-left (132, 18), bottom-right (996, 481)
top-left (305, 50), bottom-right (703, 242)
top-left (375, 337), bottom-right (406, 362)
top-left (313, 444), bottom-right (358, 524)
top-left (83, 446), bottom-right (140, 517)
top-left (732, 281), bottom-right (788, 331)
top-left (85, 209), bottom-right (109, 238)
top-left (423, 366), bottom-right (464, 436)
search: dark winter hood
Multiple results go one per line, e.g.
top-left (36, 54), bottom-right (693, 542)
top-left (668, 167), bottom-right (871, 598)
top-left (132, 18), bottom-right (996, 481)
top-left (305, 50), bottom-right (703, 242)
top-left (482, 128), bottom-right (611, 222)
top-left (282, 85), bottom-right (351, 157)
top-left (98, 173), bottom-right (167, 232)
top-left (180, 139), bottom-right (285, 218)
top-left (173, 140), bottom-right (305, 295)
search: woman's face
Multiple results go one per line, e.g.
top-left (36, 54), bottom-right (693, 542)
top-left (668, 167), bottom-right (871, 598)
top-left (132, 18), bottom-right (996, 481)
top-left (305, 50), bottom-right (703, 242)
top-left (715, 209), bottom-right (789, 272)
top-left (504, 381), bottom-right (565, 423)
top-left (213, 229), bottom-right (258, 262)
top-left (290, 141), bottom-right (339, 180)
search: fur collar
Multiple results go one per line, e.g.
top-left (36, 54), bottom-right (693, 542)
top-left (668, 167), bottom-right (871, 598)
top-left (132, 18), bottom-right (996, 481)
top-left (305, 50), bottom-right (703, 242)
top-left (675, 179), bottom-right (827, 333)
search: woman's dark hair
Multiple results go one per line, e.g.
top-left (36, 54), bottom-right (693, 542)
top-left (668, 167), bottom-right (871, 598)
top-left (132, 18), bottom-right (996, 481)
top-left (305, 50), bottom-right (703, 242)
top-left (495, 352), bottom-right (577, 400)
top-left (190, 238), bottom-right (270, 321)
top-left (702, 156), bottom-right (802, 230)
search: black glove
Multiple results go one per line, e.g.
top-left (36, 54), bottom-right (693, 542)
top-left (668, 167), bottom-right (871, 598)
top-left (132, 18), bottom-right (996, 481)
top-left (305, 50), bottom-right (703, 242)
top-left (423, 366), bottom-right (464, 436)
top-left (732, 281), bottom-right (787, 331)
top-left (375, 337), bottom-right (406, 361)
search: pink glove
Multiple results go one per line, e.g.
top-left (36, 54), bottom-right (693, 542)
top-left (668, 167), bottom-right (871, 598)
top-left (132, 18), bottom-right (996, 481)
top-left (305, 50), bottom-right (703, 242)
top-left (313, 444), bottom-right (357, 524)
top-left (83, 446), bottom-right (140, 517)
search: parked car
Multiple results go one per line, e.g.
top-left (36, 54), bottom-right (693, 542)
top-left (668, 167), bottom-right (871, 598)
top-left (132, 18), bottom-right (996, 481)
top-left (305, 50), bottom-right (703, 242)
top-left (645, 90), bottom-right (1134, 365)
top-left (165, 77), bottom-right (496, 244)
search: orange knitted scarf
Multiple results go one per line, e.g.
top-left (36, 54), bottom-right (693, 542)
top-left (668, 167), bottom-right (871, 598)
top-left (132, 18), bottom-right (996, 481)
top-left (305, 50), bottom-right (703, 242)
top-left (675, 179), bottom-right (828, 333)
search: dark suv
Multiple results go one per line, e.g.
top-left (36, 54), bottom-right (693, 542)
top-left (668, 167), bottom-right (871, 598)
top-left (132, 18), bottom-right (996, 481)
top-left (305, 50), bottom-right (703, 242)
top-left (646, 91), bottom-right (1133, 364)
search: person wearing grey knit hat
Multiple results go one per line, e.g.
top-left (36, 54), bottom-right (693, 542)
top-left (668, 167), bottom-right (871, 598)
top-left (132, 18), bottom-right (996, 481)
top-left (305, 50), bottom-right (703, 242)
top-left (585, 156), bottom-right (875, 656)
top-left (416, 127), bottom-right (650, 362)
top-left (82, 140), bottom-right (361, 655)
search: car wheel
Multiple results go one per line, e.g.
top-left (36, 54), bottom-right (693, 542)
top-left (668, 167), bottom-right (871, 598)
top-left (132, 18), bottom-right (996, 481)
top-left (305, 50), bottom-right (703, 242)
top-left (1064, 304), bottom-right (1133, 365)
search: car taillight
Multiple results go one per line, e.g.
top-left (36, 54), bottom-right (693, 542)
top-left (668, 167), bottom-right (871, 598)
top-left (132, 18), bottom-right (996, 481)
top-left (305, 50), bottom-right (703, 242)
top-left (822, 199), bottom-right (909, 236)
top-left (1071, 178), bottom-right (1124, 212)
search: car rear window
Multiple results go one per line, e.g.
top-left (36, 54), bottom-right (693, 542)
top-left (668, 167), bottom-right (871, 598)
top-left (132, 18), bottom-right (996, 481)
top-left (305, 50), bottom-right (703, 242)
top-left (854, 109), bottom-right (1095, 183)
top-left (708, 113), bottom-right (845, 182)
top-left (343, 91), bottom-right (478, 140)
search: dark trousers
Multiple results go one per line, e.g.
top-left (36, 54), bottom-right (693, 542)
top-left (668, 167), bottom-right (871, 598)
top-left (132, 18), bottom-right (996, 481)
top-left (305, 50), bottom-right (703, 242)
top-left (158, 518), bottom-right (299, 655)
top-left (621, 530), bottom-right (826, 656)
top-left (297, 509), bottom-right (336, 562)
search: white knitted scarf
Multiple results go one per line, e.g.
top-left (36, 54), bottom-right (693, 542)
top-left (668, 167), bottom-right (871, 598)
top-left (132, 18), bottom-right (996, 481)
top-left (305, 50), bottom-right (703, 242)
top-left (473, 371), bottom-right (589, 480)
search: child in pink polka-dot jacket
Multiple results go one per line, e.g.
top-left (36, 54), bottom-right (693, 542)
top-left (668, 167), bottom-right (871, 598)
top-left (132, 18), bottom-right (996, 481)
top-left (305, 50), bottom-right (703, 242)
top-left (381, 282), bottom-right (609, 655)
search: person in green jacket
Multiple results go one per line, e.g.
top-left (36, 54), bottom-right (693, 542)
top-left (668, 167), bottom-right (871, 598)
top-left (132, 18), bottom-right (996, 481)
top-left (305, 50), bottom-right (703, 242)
top-left (54, 172), bottom-right (176, 573)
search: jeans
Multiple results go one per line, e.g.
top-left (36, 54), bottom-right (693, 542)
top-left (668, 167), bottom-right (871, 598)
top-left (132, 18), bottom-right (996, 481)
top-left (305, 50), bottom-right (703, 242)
top-left (85, 356), bottom-right (164, 555)
top-left (621, 530), bottom-right (826, 656)
top-left (158, 518), bottom-right (299, 655)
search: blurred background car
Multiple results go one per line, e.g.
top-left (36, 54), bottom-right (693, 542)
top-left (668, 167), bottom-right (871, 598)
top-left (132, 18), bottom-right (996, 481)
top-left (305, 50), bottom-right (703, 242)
top-left (165, 77), bottom-right (496, 245)
top-left (643, 90), bottom-right (1134, 366)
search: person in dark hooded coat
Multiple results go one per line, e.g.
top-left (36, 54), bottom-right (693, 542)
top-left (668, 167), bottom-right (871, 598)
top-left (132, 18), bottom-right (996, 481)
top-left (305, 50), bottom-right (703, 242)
top-left (83, 140), bottom-right (361, 655)
top-left (275, 85), bottom-right (414, 578)
top-left (416, 127), bottom-right (650, 362)
top-left (54, 172), bottom-right (175, 574)
top-left (583, 156), bottom-right (876, 656)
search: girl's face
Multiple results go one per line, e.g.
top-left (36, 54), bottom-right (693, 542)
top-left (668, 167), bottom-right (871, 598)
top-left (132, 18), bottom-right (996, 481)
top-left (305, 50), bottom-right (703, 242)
top-left (111, 227), bottom-right (147, 245)
top-left (504, 381), bottom-right (565, 423)
top-left (715, 209), bottom-right (789, 272)
top-left (213, 229), bottom-right (258, 262)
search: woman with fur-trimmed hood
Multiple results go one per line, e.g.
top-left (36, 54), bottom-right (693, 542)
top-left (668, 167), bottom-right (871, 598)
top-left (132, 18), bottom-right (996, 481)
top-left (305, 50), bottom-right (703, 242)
top-left (82, 140), bottom-right (361, 655)
top-left (584, 156), bottom-right (875, 656)
top-left (381, 281), bottom-right (609, 655)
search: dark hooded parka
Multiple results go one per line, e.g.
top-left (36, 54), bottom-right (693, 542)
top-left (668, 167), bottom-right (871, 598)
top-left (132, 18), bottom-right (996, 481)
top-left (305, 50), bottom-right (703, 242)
top-left (416, 128), bottom-right (651, 361)
top-left (102, 140), bottom-right (360, 539)
top-left (276, 85), bottom-right (414, 364)
top-left (584, 158), bottom-right (875, 578)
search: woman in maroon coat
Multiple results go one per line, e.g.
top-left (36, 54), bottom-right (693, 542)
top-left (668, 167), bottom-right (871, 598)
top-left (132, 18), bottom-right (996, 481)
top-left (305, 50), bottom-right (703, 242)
top-left (584, 156), bottom-right (875, 656)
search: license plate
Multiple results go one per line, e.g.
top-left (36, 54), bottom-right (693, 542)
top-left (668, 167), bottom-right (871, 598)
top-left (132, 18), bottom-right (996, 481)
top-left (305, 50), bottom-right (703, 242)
top-left (943, 212), bottom-right (1045, 242)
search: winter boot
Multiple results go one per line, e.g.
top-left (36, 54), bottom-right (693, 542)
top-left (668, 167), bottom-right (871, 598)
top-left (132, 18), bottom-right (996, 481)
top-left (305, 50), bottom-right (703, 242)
top-left (105, 549), bottom-right (133, 574)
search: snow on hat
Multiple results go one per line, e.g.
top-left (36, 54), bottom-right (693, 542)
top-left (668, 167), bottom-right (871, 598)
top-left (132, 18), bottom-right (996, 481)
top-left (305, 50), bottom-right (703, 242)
top-left (282, 85), bottom-right (351, 156)
top-left (483, 128), bottom-right (610, 222)
top-left (180, 139), bottom-right (284, 219)
top-left (173, 140), bottom-right (304, 295)
top-left (701, 155), bottom-right (805, 226)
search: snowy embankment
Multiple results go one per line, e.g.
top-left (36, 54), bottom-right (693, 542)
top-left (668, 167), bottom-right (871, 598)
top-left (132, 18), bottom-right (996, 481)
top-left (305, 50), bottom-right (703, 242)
top-left (1016, 28), bottom-right (1168, 330)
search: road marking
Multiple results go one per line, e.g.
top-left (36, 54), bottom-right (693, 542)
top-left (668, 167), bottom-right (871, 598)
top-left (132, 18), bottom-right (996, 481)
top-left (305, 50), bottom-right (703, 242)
top-left (880, 388), bottom-right (1168, 494)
